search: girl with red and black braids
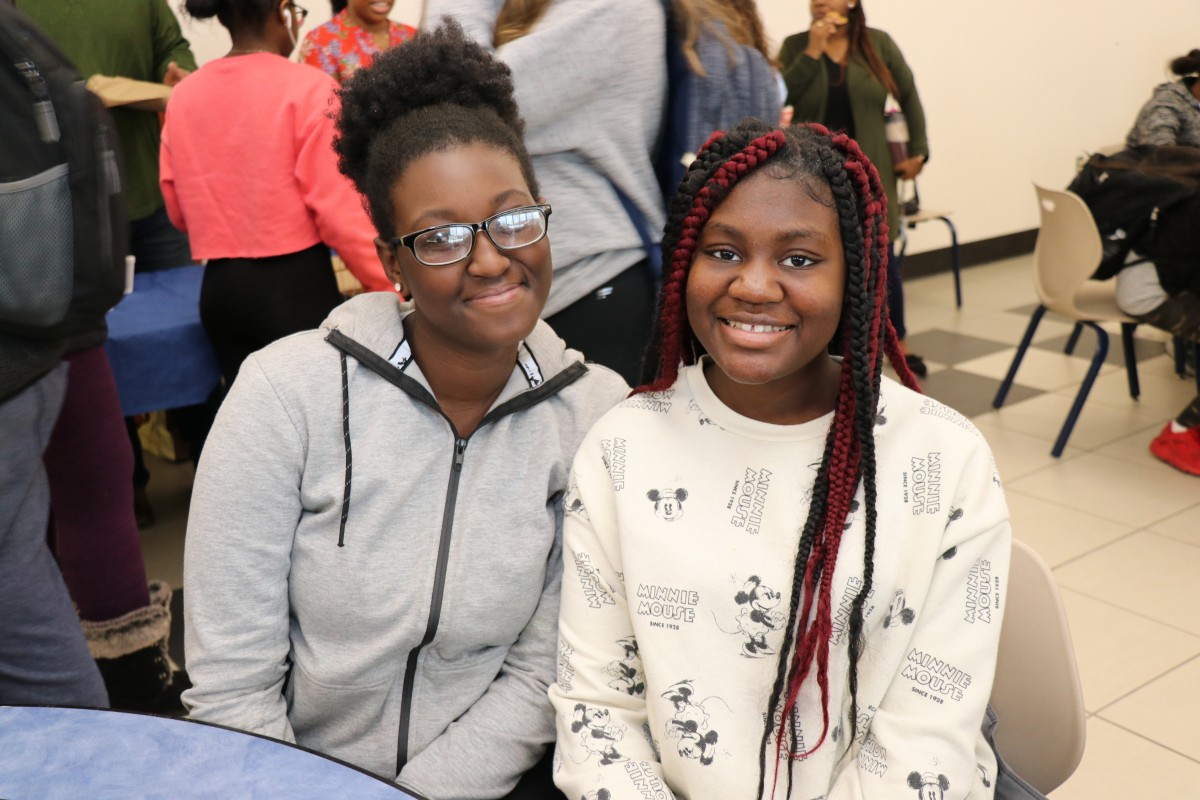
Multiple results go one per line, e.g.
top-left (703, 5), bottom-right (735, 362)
top-left (551, 120), bottom-right (1010, 800)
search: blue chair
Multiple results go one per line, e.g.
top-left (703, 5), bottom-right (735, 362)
top-left (992, 185), bottom-right (1141, 457)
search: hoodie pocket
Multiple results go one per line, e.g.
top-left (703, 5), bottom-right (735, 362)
top-left (286, 661), bottom-right (401, 778)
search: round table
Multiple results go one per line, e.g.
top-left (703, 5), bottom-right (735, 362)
top-left (0, 705), bottom-right (419, 799)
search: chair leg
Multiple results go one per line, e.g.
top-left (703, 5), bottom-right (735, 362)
top-left (994, 305), bottom-right (1046, 409)
top-left (1194, 342), bottom-right (1200, 394)
top-left (1053, 322), bottom-right (1108, 457)
top-left (1120, 322), bottom-right (1140, 400)
top-left (940, 216), bottom-right (962, 308)
top-left (1064, 323), bottom-right (1083, 355)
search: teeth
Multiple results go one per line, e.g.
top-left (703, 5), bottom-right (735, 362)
top-left (723, 319), bottom-right (789, 333)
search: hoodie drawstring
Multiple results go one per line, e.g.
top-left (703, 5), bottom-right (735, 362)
top-left (338, 350), bottom-right (352, 547)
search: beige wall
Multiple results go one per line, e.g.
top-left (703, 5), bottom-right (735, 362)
top-left (173, 0), bottom-right (1200, 254)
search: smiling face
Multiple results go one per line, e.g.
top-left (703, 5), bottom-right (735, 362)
top-left (349, 0), bottom-right (394, 28)
top-left (685, 168), bottom-right (846, 419)
top-left (377, 143), bottom-right (551, 359)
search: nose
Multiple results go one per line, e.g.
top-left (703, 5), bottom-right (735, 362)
top-left (727, 257), bottom-right (784, 304)
top-left (466, 231), bottom-right (511, 278)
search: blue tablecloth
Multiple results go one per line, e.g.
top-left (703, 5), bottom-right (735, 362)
top-left (104, 264), bottom-right (222, 417)
top-left (0, 706), bottom-right (417, 799)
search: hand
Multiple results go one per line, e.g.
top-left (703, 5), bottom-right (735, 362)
top-left (163, 62), bottom-right (191, 87)
top-left (894, 156), bottom-right (926, 180)
top-left (804, 14), bottom-right (842, 56)
top-left (778, 105), bottom-right (794, 128)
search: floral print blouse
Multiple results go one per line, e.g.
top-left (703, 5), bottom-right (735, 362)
top-left (299, 10), bottom-right (415, 84)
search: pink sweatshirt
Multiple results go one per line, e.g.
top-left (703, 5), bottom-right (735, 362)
top-left (160, 53), bottom-right (389, 292)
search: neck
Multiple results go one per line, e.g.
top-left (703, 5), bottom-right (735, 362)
top-left (404, 314), bottom-right (518, 437)
top-left (703, 356), bottom-right (842, 426)
top-left (1190, 79), bottom-right (1200, 103)
top-left (346, 7), bottom-right (388, 34)
top-left (228, 34), bottom-right (282, 57)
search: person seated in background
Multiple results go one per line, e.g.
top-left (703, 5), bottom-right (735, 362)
top-left (551, 121), bottom-right (1010, 799)
top-left (300, 0), bottom-right (416, 84)
top-left (1071, 146), bottom-right (1200, 475)
top-left (182, 21), bottom-right (627, 799)
top-left (162, 0), bottom-right (391, 390)
top-left (1127, 49), bottom-right (1200, 149)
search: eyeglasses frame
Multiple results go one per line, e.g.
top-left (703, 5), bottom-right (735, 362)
top-left (390, 204), bottom-right (553, 267)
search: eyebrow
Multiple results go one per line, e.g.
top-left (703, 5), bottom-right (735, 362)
top-left (410, 189), bottom-right (532, 228)
top-left (703, 221), bottom-right (834, 245)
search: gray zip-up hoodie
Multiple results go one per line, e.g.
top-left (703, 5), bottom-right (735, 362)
top-left (183, 292), bottom-right (629, 798)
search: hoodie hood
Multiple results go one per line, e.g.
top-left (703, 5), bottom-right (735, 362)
top-left (319, 291), bottom-right (588, 391)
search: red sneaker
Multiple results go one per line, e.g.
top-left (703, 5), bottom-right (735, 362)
top-left (1149, 423), bottom-right (1200, 476)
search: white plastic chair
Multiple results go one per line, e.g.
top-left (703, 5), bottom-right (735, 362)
top-left (991, 185), bottom-right (1141, 456)
top-left (989, 538), bottom-right (1086, 795)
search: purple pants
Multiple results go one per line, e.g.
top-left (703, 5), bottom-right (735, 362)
top-left (43, 345), bottom-right (151, 623)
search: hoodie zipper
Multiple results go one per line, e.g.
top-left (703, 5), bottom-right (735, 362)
top-left (395, 436), bottom-right (467, 770)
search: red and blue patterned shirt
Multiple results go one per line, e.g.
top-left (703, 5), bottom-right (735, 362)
top-left (299, 10), bottom-right (415, 84)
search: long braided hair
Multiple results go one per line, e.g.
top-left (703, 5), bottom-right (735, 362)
top-left (636, 120), bottom-right (920, 798)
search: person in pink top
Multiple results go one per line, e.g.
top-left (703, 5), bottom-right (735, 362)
top-left (300, 0), bottom-right (416, 84)
top-left (161, 0), bottom-right (390, 386)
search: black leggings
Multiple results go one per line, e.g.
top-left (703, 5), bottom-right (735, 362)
top-left (546, 262), bottom-right (656, 386)
top-left (200, 243), bottom-right (344, 386)
top-left (1132, 290), bottom-right (1200, 427)
top-left (500, 745), bottom-right (566, 800)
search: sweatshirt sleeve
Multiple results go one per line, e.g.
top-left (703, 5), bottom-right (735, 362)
top-left (182, 354), bottom-right (303, 742)
top-left (397, 519), bottom-right (563, 799)
top-left (549, 436), bottom-right (677, 800)
top-left (293, 80), bottom-right (391, 292)
top-left (149, 0), bottom-right (197, 78)
top-left (424, 0), bottom-right (659, 132)
top-left (828, 436), bottom-right (1010, 800)
top-left (778, 33), bottom-right (823, 111)
top-left (1131, 88), bottom-right (1186, 147)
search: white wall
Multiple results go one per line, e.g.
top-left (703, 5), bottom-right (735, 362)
top-left (173, 0), bottom-right (1200, 254)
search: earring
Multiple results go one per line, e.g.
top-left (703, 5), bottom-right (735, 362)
top-left (394, 282), bottom-right (404, 294)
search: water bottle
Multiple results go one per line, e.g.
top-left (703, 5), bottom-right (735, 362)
top-left (885, 109), bottom-right (909, 165)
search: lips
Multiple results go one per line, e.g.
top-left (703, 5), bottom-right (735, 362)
top-left (466, 283), bottom-right (524, 307)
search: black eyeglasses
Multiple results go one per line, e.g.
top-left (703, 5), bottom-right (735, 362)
top-left (288, 3), bottom-right (309, 20)
top-left (392, 204), bottom-right (552, 267)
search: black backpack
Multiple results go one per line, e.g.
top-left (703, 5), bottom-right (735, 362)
top-left (0, 3), bottom-right (128, 341)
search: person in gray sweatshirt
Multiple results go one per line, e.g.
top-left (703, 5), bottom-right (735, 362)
top-left (424, 0), bottom-right (667, 385)
top-left (182, 22), bottom-right (628, 800)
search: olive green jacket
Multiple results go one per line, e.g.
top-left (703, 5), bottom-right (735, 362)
top-left (779, 27), bottom-right (928, 233)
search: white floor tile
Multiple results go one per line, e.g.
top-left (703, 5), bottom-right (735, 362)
top-left (1049, 717), bottom-right (1200, 799)
top-left (1100, 655), bottom-right (1200, 761)
top-left (956, 347), bottom-right (1120, 393)
top-left (1055, 532), bottom-right (1200, 637)
top-left (1147, 503), bottom-right (1200, 548)
top-left (970, 417), bottom-right (1087, 480)
top-left (1005, 450), bottom-right (1198, 528)
top-left (1058, 589), bottom-right (1200, 711)
top-left (1006, 493), bottom-right (1134, 567)
top-left (1062, 365), bottom-right (1199, 420)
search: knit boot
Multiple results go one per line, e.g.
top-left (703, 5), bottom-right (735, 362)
top-left (81, 581), bottom-right (188, 714)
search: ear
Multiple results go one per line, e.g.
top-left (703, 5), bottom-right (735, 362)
top-left (939, 775), bottom-right (950, 791)
top-left (674, 488), bottom-right (688, 501)
top-left (376, 237), bottom-right (406, 286)
top-left (734, 592), bottom-right (750, 604)
top-left (647, 489), bottom-right (660, 502)
top-left (907, 772), bottom-right (923, 790)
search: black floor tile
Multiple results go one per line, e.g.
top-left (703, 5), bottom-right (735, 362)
top-left (918, 368), bottom-right (1043, 418)
top-left (904, 329), bottom-right (1015, 366)
top-left (1033, 331), bottom-right (1167, 368)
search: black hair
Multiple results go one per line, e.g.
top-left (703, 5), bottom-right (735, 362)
top-left (334, 19), bottom-right (539, 240)
top-left (1171, 49), bottom-right (1200, 76)
top-left (184, 0), bottom-right (278, 35)
top-left (330, 0), bottom-right (347, 13)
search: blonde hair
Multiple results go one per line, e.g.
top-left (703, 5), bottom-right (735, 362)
top-left (673, 0), bottom-right (776, 75)
top-left (494, 0), bottom-right (553, 47)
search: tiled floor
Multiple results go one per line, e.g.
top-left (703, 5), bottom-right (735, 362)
top-left (139, 253), bottom-right (1200, 797)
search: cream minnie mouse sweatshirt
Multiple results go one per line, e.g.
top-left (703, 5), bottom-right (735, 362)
top-left (550, 361), bottom-right (1010, 800)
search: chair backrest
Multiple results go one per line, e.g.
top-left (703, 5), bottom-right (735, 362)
top-left (1031, 184), bottom-right (1104, 318)
top-left (990, 538), bottom-right (1087, 795)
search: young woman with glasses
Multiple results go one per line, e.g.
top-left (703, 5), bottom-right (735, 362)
top-left (163, 0), bottom-right (390, 388)
top-left (182, 20), bottom-right (628, 800)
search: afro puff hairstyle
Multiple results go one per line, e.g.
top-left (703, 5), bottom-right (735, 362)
top-left (334, 19), bottom-right (539, 240)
